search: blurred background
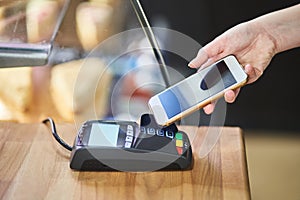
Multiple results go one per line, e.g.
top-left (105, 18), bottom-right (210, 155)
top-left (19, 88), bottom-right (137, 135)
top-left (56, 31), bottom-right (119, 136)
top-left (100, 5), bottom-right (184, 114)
top-left (0, 0), bottom-right (299, 199)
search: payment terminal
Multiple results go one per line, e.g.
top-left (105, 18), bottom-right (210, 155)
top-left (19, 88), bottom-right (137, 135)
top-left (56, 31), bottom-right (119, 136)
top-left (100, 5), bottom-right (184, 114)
top-left (69, 114), bottom-right (193, 171)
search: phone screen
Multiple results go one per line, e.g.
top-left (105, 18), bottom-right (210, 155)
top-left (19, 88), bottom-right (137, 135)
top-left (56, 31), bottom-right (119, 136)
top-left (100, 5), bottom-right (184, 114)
top-left (158, 61), bottom-right (237, 119)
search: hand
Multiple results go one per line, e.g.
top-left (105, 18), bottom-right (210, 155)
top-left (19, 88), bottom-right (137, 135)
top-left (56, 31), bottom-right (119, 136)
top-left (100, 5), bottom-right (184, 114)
top-left (188, 20), bottom-right (277, 114)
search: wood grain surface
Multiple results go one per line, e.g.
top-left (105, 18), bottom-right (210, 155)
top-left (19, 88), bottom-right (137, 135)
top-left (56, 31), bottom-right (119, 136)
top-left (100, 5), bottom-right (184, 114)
top-left (0, 122), bottom-right (250, 200)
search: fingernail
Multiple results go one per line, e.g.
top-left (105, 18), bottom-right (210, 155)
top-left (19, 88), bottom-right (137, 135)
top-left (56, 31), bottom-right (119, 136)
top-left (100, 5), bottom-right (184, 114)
top-left (203, 105), bottom-right (213, 115)
top-left (188, 62), bottom-right (195, 68)
top-left (188, 59), bottom-right (198, 68)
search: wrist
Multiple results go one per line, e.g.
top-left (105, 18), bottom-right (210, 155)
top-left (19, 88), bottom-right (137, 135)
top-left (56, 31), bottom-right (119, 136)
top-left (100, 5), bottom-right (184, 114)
top-left (250, 18), bottom-right (280, 55)
top-left (252, 4), bottom-right (300, 54)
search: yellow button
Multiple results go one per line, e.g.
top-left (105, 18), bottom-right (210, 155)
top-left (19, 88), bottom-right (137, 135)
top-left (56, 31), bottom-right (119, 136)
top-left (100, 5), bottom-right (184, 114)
top-left (176, 140), bottom-right (183, 147)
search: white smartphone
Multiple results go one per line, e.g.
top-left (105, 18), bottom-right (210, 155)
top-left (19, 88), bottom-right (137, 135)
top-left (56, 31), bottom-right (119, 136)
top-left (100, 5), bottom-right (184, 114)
top-left (148, 55), bottom-right (248, 126)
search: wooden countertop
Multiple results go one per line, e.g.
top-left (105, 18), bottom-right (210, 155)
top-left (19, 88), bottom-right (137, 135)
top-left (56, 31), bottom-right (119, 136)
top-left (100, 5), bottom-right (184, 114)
top-left (0, 122), bottom-right (250, 199)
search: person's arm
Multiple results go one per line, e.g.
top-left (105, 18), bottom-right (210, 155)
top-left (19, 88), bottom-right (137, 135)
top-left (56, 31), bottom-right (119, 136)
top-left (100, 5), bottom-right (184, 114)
top-left (256, 3), bottom-right (300, 54)
top-left (188, 3), bottom-right (300, 114)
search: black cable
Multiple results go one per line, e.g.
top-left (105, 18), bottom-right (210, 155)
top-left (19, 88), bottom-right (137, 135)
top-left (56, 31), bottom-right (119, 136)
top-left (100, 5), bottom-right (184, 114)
top-left (42, 117), bottom-right (72, 151)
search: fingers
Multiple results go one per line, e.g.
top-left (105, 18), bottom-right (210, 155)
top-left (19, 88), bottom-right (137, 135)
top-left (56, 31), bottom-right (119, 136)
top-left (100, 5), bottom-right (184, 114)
top-left (203, 102), bottom-right (216, 115)
top-left (220, 64), bottom-right (255, 105)
top-left (203, 88), bottom-right (240, 115)
top-left (188, 36), bottom-right (225, 69)
top-left (224, 89), bottom-right (240, 103)
top-left (244, 63), bottom-right (263, 84)
top-left (188, 48), bottom-right (209, 68)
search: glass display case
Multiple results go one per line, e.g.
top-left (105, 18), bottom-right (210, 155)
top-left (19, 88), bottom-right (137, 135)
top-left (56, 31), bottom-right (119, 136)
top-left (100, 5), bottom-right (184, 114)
top-left (0, 0), bottom-right (170, 124)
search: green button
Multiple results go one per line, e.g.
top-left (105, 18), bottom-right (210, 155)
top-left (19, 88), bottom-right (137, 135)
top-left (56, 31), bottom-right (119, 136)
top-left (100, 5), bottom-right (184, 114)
top-left (175, 133), bottom-right (183, 140)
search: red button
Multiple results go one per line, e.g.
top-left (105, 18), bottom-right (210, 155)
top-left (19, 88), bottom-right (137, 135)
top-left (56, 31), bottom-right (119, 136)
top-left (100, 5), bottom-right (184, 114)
top-left (176, 147), bottom-right (183, 155)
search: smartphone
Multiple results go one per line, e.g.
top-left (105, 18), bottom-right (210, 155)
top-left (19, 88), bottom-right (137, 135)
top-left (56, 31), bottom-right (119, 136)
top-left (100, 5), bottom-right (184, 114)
top-left (148, 55), bottom-right (248, 126)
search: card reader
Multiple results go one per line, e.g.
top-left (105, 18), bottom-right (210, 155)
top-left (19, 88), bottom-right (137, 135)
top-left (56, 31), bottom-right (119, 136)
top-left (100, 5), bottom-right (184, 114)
top-left (69, 114), bottom-right (193, 171)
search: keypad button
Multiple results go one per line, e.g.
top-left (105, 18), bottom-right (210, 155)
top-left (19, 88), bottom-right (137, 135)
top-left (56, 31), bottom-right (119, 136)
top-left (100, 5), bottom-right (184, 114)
top-left (125, 142), bottom-right (131, 148)
top-left (166, 131), bottom-right (174, 139)
top-left (176, 140), bottom-right (183, 147)
top-left (77, 135), bottom-right (83, 145)
top-left (147, 128), bottom-right (156, 135)
top-left (78, 134), bottom-right (83, 141)
top-left (125, 136), bottom-right (133, 142)
top-left (156, 129), bottom-right (165, 136)
top-left (176, 147), bottom-right (183, 155)
top-left (140, 127), bottom-right (146, 134)
top-left (127, 125), bottom-right (134, 136)
top-left (127, 129), bottom-right (134, 136)
top-left (127, 125), bottom-right (133, 131)
top-left (175, 133), bottom-right (183, 140)
top-left (184, 142), bottom-right (189, 149)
